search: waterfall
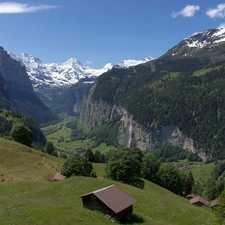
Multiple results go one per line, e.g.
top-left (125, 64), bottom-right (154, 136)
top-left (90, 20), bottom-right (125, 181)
top-left (110, 105), bottom-right (116, 120)
top-left (128, 116), bottom-right (133, 148)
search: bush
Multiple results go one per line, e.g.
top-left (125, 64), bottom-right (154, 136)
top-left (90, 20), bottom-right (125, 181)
top-left (45, 141), bottom-right (55, 155)
top-left (105, 148), bottom-right (144, 189)
top-left (61, 154), bottom-right (97, 177)
top-left (10, 123), bottom-right (32, 147)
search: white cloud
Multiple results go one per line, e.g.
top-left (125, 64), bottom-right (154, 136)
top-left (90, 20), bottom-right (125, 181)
top-left (172, 5), bottom-right (200, 18)
top-left (218, 23), bottom-right (225, 29)
top-left (0, 2), bottom-right (58, 14)
top-left (206, 4), bottom-right (225, 18)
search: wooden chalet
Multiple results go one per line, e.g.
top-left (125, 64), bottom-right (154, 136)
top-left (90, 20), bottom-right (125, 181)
top-left (53, 172), bottom-right (66, 181)
top-left (80, 184), bottom-right (136, 222)
top-left (190, 196), bottom-right (209, 207)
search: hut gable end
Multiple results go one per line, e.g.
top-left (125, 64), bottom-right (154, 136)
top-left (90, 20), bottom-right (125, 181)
top-left (190, 196), bottom-right (209, 206)
top-left (80, 184), bottom-right (136, 221)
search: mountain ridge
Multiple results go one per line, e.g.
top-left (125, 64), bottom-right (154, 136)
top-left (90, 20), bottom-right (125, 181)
top-left (9, 52), bottom-right (154, 89)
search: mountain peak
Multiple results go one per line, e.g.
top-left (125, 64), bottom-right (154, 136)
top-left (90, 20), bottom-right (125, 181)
top-left (114, 57), bottom-right (153, 69)
top-left (64, 58), bottom-right (82, 67)
top-left (162, 27), bottom-right (225, 60)
top-left (10, 53), bottom-right (153, 89)
top-left (103, 63), bottom-right (113, 70)
top-left (184, 28), bottom-right (225, 49)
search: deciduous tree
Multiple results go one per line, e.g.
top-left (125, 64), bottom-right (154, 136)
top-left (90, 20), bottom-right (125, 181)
top-left (105, 148), bottom-right (144, 189)
top-left (10, 123), bottom-right (32, 147)
top-left (61, 154), bottom-right (96, 177)
top-left (141, 153), bottom-right (160, 183)
top-left (156, 163), bottom-right (182, 194)
top-left (45, 141), bottom-right (55, 155)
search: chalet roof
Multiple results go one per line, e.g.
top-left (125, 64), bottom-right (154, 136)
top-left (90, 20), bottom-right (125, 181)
top-left (54, 173), bottom-right (66, 181)
top-left (210, 199), bottom-right (219, 208)
top-left (80, 184), bottom-right (136, 213)
top-left (190, 196), bottom-right (209, 206)
top-left (186, 194), bottom-right (197, 199)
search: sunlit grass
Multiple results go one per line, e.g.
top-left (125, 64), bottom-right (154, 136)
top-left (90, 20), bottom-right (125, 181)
top-left (0, 139), bottom-right (214, 225)
top-left (192, 66), bottom-right (221, 77)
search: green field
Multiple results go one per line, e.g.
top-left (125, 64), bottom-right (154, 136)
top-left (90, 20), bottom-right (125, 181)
top-left (0, 138), bottom-right (215, 225)
top-left (174, 160), bottom-right (215, 183)
top-left (0, 138), bottom-right (63, 182)
top-left (188, 163), bottom-right (215, 182)
top-left (41, 117), bottom-right (116, 153)
top-left (192, 66), bottom-right (221, 77)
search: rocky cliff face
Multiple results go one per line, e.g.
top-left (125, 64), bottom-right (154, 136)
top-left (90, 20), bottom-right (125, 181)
top-left (80, 85), bottom-right (208, 160)
top-left (0, 72), bottom-right (11, 110)
top-left (0, 47), bottom-right (57, 125)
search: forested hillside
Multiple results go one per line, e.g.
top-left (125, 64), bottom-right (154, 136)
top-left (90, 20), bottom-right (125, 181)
top-left (51, 78), bottom-right (94, 115)
top-left (0, 110), bottom-right (46, 147)
top-left (91, 57), bottom-right (225, 159)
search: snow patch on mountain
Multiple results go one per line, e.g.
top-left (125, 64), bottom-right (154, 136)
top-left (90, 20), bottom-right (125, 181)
top-left (114, 57), bottom-right (153, 68)
top-left (184, 27), bottom-right (225, 48)
top-left (9, 53), bottom-right (153, 89)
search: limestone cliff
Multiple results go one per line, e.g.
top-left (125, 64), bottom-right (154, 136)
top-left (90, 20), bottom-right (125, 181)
top-left (80, 84), bottom-right (208, 161)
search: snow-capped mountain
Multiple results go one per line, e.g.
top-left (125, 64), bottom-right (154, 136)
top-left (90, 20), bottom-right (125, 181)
top-left (9, 53), bottom-right (153, 89)
top-left (114, 57), bottom-right (154, 69)
top-left (184, 27), bottom-right (225, 48)
top-left (163, 27), bottom-right (225, 59)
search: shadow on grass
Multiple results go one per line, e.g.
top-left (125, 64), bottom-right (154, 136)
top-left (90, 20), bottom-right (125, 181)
top-left (120, 213), bottom-right (145, 224)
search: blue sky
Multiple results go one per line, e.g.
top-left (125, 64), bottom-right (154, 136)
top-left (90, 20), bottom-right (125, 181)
top-left (0, 1), bottom-right (225, 68)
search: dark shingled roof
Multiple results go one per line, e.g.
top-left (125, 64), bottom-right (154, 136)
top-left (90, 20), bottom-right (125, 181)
top-left (81, 184), bottom-right (136, 213)
top-left (190, 196), bottom-right (209, 206)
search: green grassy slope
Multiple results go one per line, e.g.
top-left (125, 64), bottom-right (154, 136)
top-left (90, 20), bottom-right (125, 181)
top-left (0, 139), bottom-right (214, 225)
top-left (41, 117), bottom-right (116, 153)
top-left (187, 163), bottom-right (215, 184)
top-left (0, 138), bottom-right (63, 182)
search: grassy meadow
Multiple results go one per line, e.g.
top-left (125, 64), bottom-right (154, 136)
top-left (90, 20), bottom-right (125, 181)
top-left (174, 160), bottom-right (215, 183)
top-left (187, 162), bottom-right (215, 183)
top-left (41, 117), bottom-right (116, 153)
top-left (0, 138), bottom-right (215, 225)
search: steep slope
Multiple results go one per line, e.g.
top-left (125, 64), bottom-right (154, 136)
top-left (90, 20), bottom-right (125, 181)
top-left (0, 47), bottom-right (57, 125)
top-left (80, 28), bottom-right (225, 160)
top-left (0, 138), bottom-right (62, 181)
top-left (51, 77), bottom-right (94, 115)
top-left (0, 72), bottom-right (11, 110)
